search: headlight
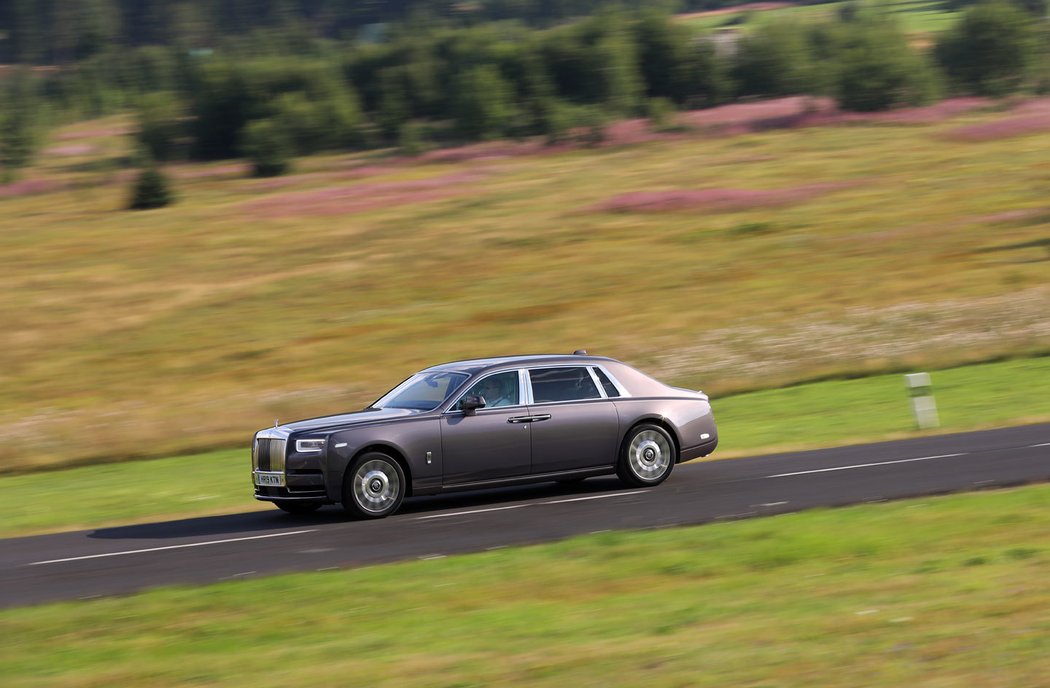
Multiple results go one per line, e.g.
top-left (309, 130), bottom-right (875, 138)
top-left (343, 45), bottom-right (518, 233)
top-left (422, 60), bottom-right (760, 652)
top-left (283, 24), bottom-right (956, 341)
top-left (296, 438), bottom-right (325, 453)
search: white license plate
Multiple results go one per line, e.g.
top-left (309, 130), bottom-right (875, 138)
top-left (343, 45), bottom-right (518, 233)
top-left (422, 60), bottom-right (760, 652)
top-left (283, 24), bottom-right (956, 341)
top-left (254, 471), bottom-right (285, 487)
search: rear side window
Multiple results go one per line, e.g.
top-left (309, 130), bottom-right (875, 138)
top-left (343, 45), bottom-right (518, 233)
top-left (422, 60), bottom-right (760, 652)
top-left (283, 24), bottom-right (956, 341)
top-left (593, 367), bottom-right (620, 398)
top-left (529, 367), bottom-right (601, 403)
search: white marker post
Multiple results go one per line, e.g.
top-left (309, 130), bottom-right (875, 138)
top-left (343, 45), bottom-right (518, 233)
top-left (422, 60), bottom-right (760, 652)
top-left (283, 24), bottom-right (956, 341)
top-left (904, 372), bottom-right (939, 430)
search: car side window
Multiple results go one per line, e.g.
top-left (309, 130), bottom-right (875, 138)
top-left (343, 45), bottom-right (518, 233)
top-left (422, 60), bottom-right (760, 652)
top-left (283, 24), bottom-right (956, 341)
top-left (456, 371), bottom-right (520, 410)
top-left (593, 367), bottom-right (620, 398)
top-left (529, 367), bottom-right (602, 403)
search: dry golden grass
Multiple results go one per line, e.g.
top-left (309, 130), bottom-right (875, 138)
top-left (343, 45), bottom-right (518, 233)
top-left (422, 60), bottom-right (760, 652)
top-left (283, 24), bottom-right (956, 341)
top-left (2, 101), bottom-right (1049, 470)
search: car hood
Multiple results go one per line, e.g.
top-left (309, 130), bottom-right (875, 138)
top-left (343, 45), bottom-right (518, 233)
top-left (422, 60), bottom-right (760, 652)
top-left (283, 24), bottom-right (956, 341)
top-left (277, 407), bottom-right (421, 434)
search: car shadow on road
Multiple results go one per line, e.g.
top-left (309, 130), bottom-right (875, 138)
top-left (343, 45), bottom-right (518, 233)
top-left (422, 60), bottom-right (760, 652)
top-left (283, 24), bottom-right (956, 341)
top-left (89, 476), bottom-right (629, 541)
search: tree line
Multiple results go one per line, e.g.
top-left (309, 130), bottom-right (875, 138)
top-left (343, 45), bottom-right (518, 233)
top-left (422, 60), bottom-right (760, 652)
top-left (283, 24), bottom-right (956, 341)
top-left (0, 0), bottom-right (807, 63)
top-left (2, 3), bottom-right (1048, 183)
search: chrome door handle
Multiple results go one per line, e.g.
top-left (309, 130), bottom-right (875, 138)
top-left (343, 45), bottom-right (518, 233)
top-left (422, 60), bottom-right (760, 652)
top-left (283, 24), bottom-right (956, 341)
top-left (507, 416), bottom-right (532, 424)
top-left (529, 414), bottom-right (551, 422)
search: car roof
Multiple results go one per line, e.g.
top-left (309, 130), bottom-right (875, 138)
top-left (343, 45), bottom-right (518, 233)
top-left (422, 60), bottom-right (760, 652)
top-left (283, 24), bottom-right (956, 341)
top-left (422, 354), bottom-right (618, 376)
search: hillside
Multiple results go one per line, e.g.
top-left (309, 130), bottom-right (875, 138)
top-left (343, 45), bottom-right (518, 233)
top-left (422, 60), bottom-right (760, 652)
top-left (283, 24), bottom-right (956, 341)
top-left (2, 96), bottom-right (1049, 471)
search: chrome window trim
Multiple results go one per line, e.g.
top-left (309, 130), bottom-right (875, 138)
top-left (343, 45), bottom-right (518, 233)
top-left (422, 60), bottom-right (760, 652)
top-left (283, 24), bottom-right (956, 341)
top-left (593, 364), bottom-right (631, 398)
top-left (520, 368), bottom-right (534, 405)
top-left (525, 396), bottom-right (613, 408)
top-left (524, 365), bottom-right (605, 405)
top-left (586, 366), bottom-right (608, 399)
top-left (443, 369), bottom-right (528, 415)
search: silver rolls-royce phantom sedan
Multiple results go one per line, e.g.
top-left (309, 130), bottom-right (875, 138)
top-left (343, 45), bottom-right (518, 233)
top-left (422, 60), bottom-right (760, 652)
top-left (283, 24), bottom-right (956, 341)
top-left (252, 352), bottom-right (717, 518)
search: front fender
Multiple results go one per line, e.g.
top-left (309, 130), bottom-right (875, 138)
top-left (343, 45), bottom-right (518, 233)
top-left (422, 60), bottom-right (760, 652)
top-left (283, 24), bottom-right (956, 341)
top-left (326, 417), bottom-right (442, 500)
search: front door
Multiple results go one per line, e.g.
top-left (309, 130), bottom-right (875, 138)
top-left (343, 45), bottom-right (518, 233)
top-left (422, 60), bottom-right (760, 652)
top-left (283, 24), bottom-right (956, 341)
top-left (440, 370), bottom-right (531, 484)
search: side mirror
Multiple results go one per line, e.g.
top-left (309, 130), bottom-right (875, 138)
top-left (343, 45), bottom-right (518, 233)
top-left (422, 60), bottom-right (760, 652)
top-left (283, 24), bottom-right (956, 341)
top-left (460, 394), bottom-right (486, 415)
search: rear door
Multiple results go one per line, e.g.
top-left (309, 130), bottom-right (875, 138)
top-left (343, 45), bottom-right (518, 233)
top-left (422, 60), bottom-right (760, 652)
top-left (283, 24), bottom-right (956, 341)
top-left (525, 366), bottom-right (620, 474)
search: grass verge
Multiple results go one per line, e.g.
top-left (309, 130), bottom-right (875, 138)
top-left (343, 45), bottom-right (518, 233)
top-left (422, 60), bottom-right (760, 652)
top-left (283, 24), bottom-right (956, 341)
top-left (2, 485), bottom-right (1047, 687)
top-left (3, 356), bottom-right (1048, 539)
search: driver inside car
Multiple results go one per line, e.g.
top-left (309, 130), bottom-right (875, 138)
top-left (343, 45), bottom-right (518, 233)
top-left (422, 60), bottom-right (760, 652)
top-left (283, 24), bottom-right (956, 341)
top-left (479, 376), bottom-right (515, 407)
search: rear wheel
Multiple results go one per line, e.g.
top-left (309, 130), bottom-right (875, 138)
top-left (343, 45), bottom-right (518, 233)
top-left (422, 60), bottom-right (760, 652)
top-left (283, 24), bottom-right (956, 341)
top-left (342, 451), bottom-right (406, 519)
top-left (617, 424), bottom-right (676, 488)
top-left (274, 500), bottom-right (323, 515)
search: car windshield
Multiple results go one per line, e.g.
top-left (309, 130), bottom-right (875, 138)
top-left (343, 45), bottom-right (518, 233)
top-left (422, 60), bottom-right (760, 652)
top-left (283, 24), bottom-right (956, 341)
top-left (371, 371), bottom-right (469, 411)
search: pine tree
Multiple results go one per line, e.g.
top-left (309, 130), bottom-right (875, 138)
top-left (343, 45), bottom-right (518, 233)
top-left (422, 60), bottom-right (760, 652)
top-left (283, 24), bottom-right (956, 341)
top-left (128, 166), bottom-right (175, 210)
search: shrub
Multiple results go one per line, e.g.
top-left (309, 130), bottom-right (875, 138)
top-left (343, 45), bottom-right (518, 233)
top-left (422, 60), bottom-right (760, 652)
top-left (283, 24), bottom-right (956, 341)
top-left (634, 12), bottom-right (691, 103)
top-left (645, 97), bottom-right (677, 131)
top-left (733, 22), bottom-right (818, 97)
top-left (836, 20), bottom-right (942, 111)
top-left (187, 57), bottom-right (363, 160)
top-left (241, 119), bottom-right (292, 177)
top-left (541, 12), bottom-right (643, 114)
top-left (936, 2), bottom-right (1037, 97)
top-left (0, 69), bottom-right (43, 183)
top-left (576, 106), bottom-right (609, 147)
top-left (946, 0), bottom-right (1047, 14)
top-left (128, 166), bottom-right (174, 210)
top-left (538, 99), bottom-right (574, 144)
top-left (397, 121), bottom-right (428, 156)
top-left (452, 65), bottom-right (513, 141)
top-left (135, 92), bottom-right (185, 162)
top-left (272, 91), bottom-right (363, 155)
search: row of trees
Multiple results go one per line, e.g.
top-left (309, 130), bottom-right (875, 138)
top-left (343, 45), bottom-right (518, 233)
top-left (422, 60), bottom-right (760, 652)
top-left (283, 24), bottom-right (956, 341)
top-left (5, 1), bottom-right (920, 64)
top-left (2, 4), bottom-right (1048, 183)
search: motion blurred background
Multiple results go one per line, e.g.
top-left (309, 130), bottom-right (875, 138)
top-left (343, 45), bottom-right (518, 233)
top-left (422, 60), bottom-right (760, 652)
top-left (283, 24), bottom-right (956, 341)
top-left (1, 0), bottom-right (1048, 474)
top-left (3, 4), bottom-right (1050, 686)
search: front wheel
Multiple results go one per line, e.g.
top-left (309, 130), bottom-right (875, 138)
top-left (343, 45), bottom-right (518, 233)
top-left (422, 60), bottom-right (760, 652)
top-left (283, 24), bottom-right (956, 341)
top-left (342, 451), bottom-right (406, 519)
top-left (617, 424), bottom-right (676, 488)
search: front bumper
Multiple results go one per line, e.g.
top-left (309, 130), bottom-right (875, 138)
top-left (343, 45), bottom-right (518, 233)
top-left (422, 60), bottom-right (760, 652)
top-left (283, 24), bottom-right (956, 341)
top-left (255, 480), bottom-right (330, 503)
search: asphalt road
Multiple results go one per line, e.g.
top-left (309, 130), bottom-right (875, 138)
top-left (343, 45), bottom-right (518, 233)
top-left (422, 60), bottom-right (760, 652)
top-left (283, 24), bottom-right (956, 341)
top-left (2, 423), bottom-right (1047, 609)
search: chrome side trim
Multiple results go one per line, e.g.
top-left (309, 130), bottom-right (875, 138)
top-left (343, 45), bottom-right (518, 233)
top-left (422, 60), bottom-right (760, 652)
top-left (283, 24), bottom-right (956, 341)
top-left (517, 397), bottom-right (612, 408)
top-left (441, 466), bottom-right (614, 490)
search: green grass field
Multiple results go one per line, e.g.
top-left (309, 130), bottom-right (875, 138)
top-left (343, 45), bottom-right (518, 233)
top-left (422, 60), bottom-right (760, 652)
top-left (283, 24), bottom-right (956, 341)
top-left (4, 94), bottom-right (1049, 472)
top-left (3, 356), bottom-right (1047, 539)
top-left (2, 484), bottom-right (1047, 687)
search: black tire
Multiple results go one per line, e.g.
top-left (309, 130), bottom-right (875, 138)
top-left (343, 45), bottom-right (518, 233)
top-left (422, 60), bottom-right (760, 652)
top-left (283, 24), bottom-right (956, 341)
top-left (274, 500), bottom-right (324, 515)
top-left (617, 423), bottom-right (676, 488)
top-left (342, 451), bottom-right (406, 519)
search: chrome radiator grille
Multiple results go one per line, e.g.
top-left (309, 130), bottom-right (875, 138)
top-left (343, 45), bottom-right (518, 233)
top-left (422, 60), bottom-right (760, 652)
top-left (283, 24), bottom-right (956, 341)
top-left (253, 438), bottom-right (287, 472)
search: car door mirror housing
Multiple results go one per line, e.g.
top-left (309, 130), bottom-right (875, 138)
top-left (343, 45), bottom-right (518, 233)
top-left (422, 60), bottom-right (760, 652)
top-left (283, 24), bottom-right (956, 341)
top-left (460, 394), bottom-right (486, 415)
